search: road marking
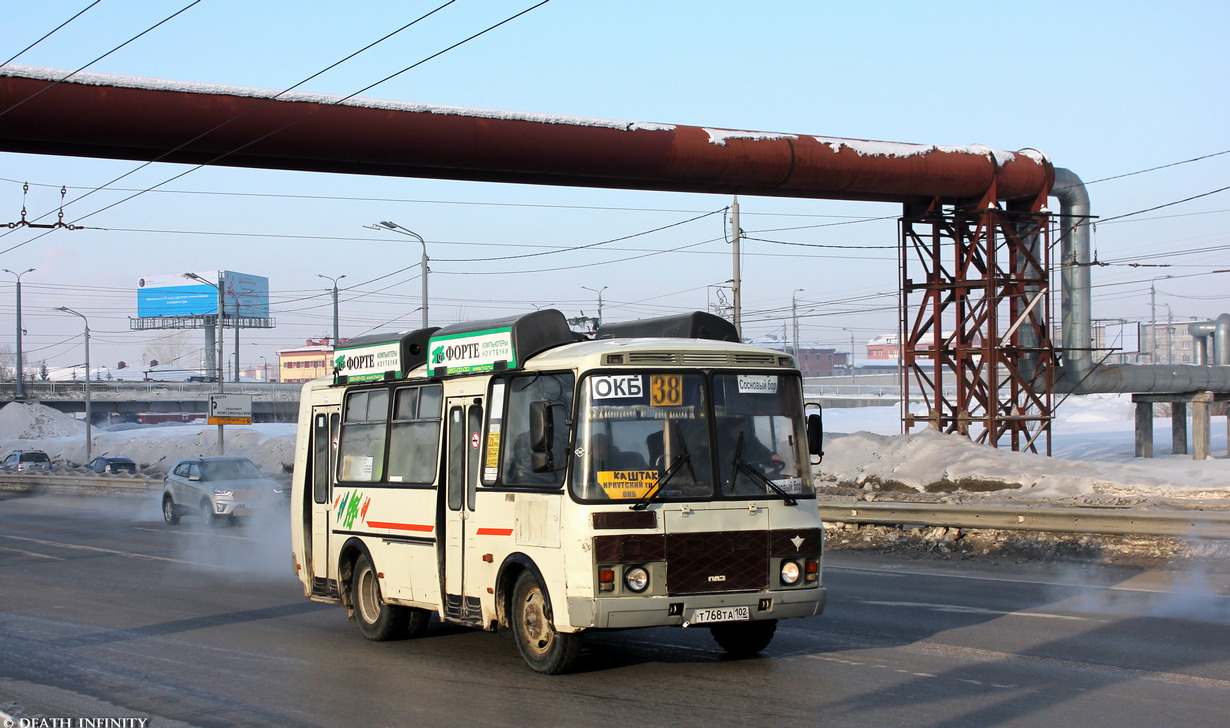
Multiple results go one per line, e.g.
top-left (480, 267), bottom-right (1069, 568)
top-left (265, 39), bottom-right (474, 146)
top-left (132, 526), bottom-right (256, 541)
top-left (856, 598), bottom-right (1093, 621)
top-left (0, 533), bottom-right (224, 568)
top-left (0, 545), bottom-right (65, 560)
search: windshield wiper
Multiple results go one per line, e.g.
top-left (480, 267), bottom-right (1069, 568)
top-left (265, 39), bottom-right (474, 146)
top-left (631, 423), bottom-right (695, 511)
top-left (630, 452), bottom-right (691, 510)
top-left (729, 432), bottom-right (798, 506)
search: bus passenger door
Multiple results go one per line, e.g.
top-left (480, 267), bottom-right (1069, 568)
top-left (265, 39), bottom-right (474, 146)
top-left (443, 397), bottom-right (484, 624)
top-left (309, 406), bottom-right (340, 596)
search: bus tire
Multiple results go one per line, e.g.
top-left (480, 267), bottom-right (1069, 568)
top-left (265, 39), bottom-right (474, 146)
top-left (710, 619), bottom-right (777, 657)
top-left (162, 495), bottom-right (180, 525)
top-left (352, 553), bottom-right (410, 641)
top-left (511, 571), bottom-right (581, 674)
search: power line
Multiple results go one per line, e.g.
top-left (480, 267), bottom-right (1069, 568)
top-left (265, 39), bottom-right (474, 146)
top-left (0, 1), bottom-right (103, 67)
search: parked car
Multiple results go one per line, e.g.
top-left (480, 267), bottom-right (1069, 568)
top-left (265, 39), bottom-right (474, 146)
top-left (1, 450), bottom-right (52, 473)
top-left (161, 456), bottom-right (283, 526)
top-left (87, 456), bottom-right (138, 474)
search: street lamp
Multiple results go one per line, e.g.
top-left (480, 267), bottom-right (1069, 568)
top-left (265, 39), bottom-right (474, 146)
top-left (260, 355), bottom-right (269, 382)
top-left (582, 286), bottom-right (607, 328)
top-left (54, 306), bottom-right (91, 461)
top-left (183, 272), bottom-right (225, 455)
top-left (791, 289), bottom-right (804, 358)
top-left (317, 273), bottom-right (346, 346)
top-left (369, 221), bottom-right (428, 329)
top-left (4, 268), bottom-right (34, 398)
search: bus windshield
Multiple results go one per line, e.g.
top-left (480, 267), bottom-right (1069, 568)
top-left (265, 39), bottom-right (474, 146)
top-left (569, 372), bottom-right (813, 502)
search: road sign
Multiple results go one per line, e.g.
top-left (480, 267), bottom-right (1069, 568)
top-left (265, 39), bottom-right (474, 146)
top-left (208, 393), bottom-right (253, 425)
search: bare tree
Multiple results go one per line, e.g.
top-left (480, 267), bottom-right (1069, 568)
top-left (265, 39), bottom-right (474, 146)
top-left (143, 331), bottom-right (194, 370)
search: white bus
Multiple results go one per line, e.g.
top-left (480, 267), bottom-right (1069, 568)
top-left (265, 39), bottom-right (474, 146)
top-left (290, 310), bottom-right (827, 673)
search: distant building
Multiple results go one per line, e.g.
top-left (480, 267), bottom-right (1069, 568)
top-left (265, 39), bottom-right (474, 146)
top-left (278, 338), bottom-right (336, 384)
top-left (745, 335), bottom-right (847, 377)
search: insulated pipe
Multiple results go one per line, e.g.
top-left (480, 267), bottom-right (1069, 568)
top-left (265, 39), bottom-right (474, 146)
top-left (0, 66), bottom-right (1051, 204)
top-left (1189, 321), bottom-right (1214, 365)
top-left (1217, 313), bottom-right (1230, 366)
top-left (1052, 169), bottom-right (1230, 393)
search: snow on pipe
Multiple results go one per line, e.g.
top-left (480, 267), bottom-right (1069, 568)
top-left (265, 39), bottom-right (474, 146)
top-left (0, 65), bottom-right (1051, 204)
top-left (1052, 169), bottom-right (1230, 393)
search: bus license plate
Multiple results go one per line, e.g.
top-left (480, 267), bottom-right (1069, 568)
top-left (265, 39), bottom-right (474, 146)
top-left (690, 606), bottom-right (750, 624)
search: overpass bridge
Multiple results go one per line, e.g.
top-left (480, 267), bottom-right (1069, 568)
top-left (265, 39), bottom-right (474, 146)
top-left (1, 381), bottom-right (302, 423)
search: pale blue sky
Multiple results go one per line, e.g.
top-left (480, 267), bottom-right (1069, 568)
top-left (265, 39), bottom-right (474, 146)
top-left (1, 1), bottom-right (1227, 372)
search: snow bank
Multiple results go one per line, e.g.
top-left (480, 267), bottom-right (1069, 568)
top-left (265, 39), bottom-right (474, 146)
top-left (0, 402), bottom-right (294, 474)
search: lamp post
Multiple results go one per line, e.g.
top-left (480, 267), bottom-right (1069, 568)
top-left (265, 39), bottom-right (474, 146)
top-left (317, 273), bottom-right (346, 346)
top-left (582, 286), bottom-right (607, 328)
top-left (4, 268), bottom-right (34, 398)
top-left (791, 289), bottom-right (804, 358)
top-left (841, 327), bottom-right (856, 383)
top-left (371, 221), bottom-right (428, 329)
top-left (183, 272), bottom-right (225, 455)
top-left (54, 306), bottom-right (91, 461)
top-left (260, 355), bottom-right (269, 382)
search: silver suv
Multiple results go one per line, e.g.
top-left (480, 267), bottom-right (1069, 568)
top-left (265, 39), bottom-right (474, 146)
top-left (161, 456), bottom-right (283, 527)
top-left (1, 450), bottom-right (52, 473)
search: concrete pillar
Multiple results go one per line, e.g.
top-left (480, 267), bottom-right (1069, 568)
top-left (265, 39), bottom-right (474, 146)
top-left (1193, 394), bottom-right (1211, 460)
top-left (1172, 401), bottom-right (1188, 455)
top-left (1135, 401), bottom-right (1154, 458)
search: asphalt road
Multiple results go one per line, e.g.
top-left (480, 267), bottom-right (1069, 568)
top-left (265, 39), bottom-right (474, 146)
top-left (2, 492), bottom-right (1228, 728)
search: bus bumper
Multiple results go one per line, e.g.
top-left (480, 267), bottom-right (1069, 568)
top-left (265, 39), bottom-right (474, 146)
top-left (566, 587), bottom-right (826, 630)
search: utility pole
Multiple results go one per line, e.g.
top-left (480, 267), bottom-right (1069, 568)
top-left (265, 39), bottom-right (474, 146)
top-left (318, 274), bottom-right (346, 345)
top-left (582, 286), bottom-right (607, 327)
top-left (4, 268), bottom-right (34, 398)
top-left (731, 197), bottom-right (742, 338)
top-left (791, 289), bottom-right (803, 358)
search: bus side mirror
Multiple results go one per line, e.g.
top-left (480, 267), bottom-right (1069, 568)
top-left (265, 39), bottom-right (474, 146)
top-left (529, 399), bottom-right (560, 472)
top-left (806, 408), bottom-right (824, 463)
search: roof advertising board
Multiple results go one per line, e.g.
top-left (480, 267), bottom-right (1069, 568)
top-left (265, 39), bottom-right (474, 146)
top-left (137, 271), bottom-right (270, 319)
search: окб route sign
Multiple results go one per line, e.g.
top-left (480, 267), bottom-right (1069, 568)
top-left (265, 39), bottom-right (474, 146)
top-left (208, 394), bottom-right (253, 425)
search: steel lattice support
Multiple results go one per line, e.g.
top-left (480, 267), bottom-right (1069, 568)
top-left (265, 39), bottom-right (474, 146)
top-left (900, 201), bottom-right (1056, 453)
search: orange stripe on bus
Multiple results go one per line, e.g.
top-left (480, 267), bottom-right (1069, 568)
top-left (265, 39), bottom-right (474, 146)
top-left (367, 521), bottom-right (434, 533)
top-left (476, 528), bottom-right (514, 536)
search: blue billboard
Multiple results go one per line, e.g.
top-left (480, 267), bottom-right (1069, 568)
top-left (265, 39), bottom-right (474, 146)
top-left (137, 271), bottom-right (270, 318)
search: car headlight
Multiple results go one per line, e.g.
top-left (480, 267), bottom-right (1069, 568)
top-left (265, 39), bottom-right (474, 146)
top-left (624, 566), bottom-right (649, 593)
top-left (212, 487), bottom-right (233, 497)
top-left (780, 560), bottom-right (802, 586)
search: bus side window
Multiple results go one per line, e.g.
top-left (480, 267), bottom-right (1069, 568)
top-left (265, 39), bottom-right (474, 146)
top-left (500, 372), bottom-right (574, 487)
top-left (387, 384), bottom-right (443, 484)
top-left (312, 413), bottom-right (330, 504)
top-left (338, 389), bottom-right (390, 482)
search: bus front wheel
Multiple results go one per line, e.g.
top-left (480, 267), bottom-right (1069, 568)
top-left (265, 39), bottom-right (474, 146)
top-left (353, 553), bottom-right (421, 641)
top-left (710, 619), bottom-right (777, 657)
top-left (511, 571), bottom-right (581, 674)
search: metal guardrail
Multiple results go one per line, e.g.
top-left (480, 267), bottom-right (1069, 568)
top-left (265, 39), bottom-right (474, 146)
top-left (818, 501), bottom-right (1230, 540)
top-left (6, 474), bottom-right (1230, 540)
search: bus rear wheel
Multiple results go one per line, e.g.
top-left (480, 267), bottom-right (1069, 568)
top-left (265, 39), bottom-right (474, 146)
top-left (353, 553), bottom-right (426, 641)
top-left (710, 619), bottom-right (777, 657)
top-left (511, 571), bottom-right (581, 674)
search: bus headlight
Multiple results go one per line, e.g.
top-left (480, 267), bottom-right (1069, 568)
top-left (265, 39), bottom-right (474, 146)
top-left (624, 566), bottom-right (650, 593)
top-left (780, 560), bottom-right (801, 586)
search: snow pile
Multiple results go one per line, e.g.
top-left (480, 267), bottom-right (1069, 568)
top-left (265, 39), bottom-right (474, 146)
top-left (0, 401), bottom-right (85, 440)
top-left (0, 402), bottom-right (293, 474)
top-left (821, 397), bottom-right (1230, 503)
